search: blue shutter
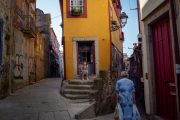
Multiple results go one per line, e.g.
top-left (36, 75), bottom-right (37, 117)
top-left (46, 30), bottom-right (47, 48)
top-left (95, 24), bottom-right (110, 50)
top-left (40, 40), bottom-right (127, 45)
top-left (0, 19), bottom-right (3, 64)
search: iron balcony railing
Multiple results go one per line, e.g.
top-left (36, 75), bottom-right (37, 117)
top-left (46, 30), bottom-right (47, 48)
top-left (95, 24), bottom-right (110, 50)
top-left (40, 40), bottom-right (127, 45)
top-left (22, 15), bottom-right (36, 38)
top-left (16, 6), bottom-right (23, 18)
top-left (26, 0), bottom-right (36, 3)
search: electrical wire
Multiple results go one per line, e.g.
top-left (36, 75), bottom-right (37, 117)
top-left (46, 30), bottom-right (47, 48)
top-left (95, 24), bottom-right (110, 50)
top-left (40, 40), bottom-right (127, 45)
top-left (129, 0), bottom-right (138, 10)
top-left (51, 15), bottom-right (61, 19)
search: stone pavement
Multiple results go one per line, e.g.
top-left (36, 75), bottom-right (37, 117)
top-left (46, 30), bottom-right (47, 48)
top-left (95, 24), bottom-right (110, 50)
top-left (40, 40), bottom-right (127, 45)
top-left (0, 78), bottom-right (94, 120)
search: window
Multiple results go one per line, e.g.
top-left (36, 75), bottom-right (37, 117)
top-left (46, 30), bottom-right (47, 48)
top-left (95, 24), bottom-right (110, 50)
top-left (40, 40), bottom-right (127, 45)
top-left (67, 0), bottom-right (87, 18)
top-left (70, 0), bottom-right (83, 12)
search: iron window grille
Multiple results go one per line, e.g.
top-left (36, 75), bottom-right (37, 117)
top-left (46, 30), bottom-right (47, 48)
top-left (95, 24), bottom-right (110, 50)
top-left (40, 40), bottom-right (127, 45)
top-left (70, 0), bottom-right (84, 16)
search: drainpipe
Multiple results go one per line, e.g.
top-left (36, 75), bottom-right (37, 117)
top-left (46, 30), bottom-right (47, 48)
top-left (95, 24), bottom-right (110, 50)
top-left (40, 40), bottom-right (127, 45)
top-left (170, 0), bottom-right (180, 119)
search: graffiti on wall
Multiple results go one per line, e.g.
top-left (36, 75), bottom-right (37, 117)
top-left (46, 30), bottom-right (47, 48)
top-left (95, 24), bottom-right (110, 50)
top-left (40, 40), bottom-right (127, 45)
top-left (13, 54), bottom-right (23, 79)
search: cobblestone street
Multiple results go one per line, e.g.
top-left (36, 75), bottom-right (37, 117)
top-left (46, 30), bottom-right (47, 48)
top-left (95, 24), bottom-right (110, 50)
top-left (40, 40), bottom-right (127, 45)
top-left (0, 78), bottom-right (113, 120)
top-left (0, 78), bottom-right (71, 120)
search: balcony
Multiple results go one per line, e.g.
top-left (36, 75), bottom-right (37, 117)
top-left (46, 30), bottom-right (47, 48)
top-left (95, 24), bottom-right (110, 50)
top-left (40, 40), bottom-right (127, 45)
top-left (22, 15), bottom-right (36, 38)
top-left (13, 6), bottom-right (24, 30)
top-left (16, 6), bottom-right (23, 18)
top-left (26, 0), bottom-right (36, 3)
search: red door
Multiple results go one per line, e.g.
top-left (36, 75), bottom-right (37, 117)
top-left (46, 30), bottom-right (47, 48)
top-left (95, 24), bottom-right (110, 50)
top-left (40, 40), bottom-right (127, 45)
top-left (152, 16), bottom-right (177, 120)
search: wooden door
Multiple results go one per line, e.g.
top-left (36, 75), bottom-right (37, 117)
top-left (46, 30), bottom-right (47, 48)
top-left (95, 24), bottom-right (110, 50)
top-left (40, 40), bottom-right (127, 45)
top-left (152, 16), bottom-right (177, 120)
top-left (77, 42), bottom-right (95, 75)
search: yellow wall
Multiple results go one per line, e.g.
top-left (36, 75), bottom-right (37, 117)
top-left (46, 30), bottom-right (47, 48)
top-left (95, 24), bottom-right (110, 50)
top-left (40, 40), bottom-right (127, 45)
top-left (109, 0), bottom-right (123, 52)
top-left (63, 0), bottom-right (122, 80)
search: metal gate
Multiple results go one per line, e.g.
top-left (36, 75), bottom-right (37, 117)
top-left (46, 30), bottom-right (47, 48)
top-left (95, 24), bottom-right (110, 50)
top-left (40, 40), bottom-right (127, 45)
top-left (152, 16), bottom-right (177, 120)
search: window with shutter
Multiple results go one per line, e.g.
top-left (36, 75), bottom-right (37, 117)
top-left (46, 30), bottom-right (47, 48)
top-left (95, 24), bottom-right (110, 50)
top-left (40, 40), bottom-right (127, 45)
top-left (0, 19), bottom-right (3, 64)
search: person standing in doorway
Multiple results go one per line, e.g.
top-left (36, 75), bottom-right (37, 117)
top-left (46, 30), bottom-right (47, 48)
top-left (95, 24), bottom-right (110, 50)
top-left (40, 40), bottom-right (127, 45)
top-left (81, 61), bottom-right (88, 80)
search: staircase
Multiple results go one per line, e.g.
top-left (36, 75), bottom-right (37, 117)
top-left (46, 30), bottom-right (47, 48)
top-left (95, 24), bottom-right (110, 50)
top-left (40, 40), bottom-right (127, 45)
top-left (63, 79), bottom-right (97, 100)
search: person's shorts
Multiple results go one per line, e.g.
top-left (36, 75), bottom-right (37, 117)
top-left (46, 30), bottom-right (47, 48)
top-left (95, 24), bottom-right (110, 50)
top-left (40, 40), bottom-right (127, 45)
top-left (82, 70), bottom-right (88, 75)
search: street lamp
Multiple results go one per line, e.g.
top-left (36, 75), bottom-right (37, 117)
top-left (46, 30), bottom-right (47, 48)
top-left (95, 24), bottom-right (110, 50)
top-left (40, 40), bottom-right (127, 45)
top-left (121, 12), bottom-right (128, 28)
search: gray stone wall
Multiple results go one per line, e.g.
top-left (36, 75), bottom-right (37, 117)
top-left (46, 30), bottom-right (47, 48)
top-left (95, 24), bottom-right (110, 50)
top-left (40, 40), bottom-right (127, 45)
top-left (0, 0), bottom-right (11, 98)
top-left (94, 71), bottom-right (117, 116)
top-left (94, 45), bottom-right (123, 116)
top-left (0, 0), bottom-right (11, 62)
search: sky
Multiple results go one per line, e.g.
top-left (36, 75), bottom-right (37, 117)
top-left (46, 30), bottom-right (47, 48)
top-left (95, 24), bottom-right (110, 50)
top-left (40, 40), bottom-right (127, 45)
top-left (36, 0), bottom-right (139, 56)
top-left (121, 0), bottom-right (139, 56)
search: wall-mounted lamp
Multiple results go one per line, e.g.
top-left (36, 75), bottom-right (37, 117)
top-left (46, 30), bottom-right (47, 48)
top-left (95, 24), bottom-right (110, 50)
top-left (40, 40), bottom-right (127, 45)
top-left (121, 12), bottom-right (128, 28)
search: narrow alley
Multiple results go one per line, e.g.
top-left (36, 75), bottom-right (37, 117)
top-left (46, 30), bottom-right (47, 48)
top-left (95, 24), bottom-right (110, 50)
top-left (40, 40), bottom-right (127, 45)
top-left (1, 0), bottom-right (180, 120)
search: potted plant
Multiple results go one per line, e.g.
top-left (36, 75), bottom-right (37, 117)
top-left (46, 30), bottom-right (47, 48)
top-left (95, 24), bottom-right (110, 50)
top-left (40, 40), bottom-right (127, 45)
top-left (111, 20), bottom-right (120, 31)
top-left (111, 20), bottom-right (118, 25)
top-left (71, 7), bottom-right (82, 16)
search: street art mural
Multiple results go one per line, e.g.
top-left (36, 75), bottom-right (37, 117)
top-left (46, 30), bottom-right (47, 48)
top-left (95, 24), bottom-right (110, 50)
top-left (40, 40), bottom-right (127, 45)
top-left (13, 54), bottom-right (23, 79)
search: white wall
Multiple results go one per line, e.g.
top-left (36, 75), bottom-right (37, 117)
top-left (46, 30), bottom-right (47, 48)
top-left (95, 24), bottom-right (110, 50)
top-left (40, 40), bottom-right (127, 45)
top-left (140, 0), bottom-right (165, 19)
top-left (139, 0), bottom-right (151, 114)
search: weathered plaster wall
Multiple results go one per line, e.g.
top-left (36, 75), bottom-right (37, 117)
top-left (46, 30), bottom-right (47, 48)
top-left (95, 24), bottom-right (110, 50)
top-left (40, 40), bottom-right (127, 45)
top-left (0, 0), bottom-right (11, 63)
top-left (12, 29), bottom-right (35, 90)
top-left (0, 0), bottom-right (11, 97)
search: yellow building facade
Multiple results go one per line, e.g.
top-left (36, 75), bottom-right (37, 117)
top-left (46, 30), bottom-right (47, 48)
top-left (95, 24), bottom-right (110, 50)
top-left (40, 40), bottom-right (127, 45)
top-left (60, 0), bottom-right (124, 80)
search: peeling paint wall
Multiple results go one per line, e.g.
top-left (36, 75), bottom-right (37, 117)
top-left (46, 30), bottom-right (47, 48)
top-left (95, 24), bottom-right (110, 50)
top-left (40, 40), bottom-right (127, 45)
top-left (0, 0), bottom-right (11, 98)
top-left (11, 0), bottom-right (36, 90)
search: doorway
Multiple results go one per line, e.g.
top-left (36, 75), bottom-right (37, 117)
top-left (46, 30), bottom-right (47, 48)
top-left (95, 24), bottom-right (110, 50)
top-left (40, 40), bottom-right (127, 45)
top-left (151, 15), bottom-right (177, 120)
top-left (77, 41), bottom-right (95, 75)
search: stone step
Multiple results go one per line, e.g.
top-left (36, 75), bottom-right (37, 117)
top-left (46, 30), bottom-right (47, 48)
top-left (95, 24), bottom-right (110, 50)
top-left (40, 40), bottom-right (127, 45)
top-left (64, 94), bottom-right (90, 100)
top-left (68, 80), bottom-right (94, 85)
top-left (63, 79), bottom-right (98, 100)
top-left (66, 84), bottom-right (93, 90)
top-left (75, 75), bottom-right (97, 80)
top-left (64, 89), bottom-right (96, 95)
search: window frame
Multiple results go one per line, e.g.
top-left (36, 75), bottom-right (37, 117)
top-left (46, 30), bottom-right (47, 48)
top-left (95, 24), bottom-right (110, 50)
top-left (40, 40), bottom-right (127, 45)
top-left (70, 0), bottom-right (84, 13)
top-left (66, 0), bottom-right (87, 18)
